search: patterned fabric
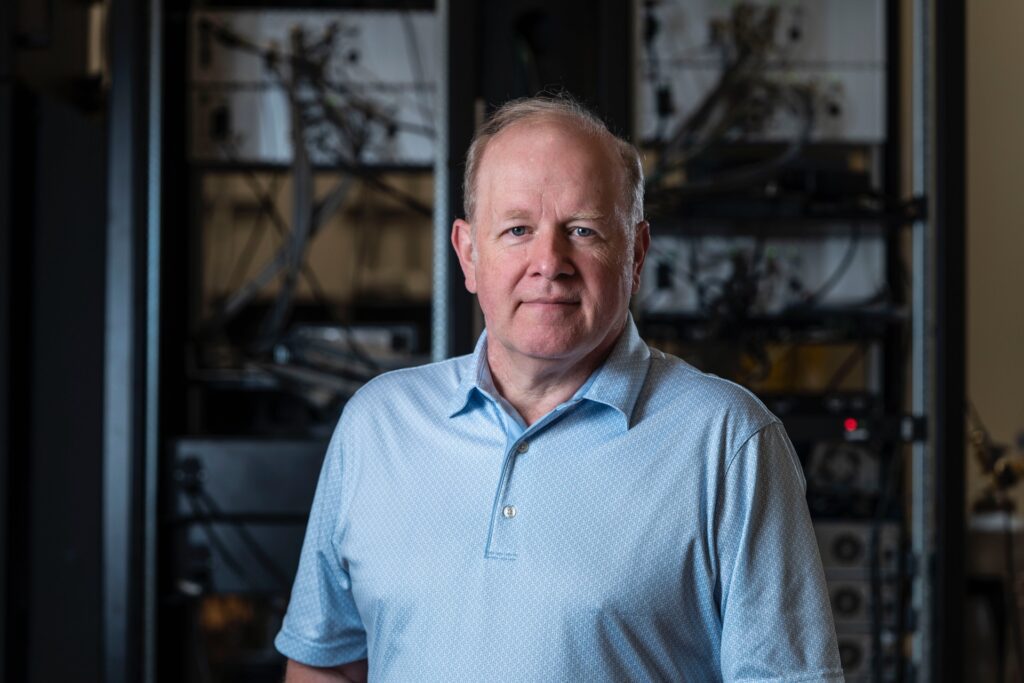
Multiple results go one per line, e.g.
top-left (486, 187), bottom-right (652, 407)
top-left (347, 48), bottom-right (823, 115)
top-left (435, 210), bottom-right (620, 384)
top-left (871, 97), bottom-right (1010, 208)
top-left (275, 317), bottom-right (844, 681)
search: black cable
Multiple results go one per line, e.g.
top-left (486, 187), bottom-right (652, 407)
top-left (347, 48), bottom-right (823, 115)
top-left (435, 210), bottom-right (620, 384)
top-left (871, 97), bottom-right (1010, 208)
top-left (789, 224), bottom-right (861, 310)
top-left (184, 495), bottom-right (252, 590)
top-left (221, 142), bottom-right (334, 312)
top-left (195, 489), bottom-right (293, 591)
top-left (227, 174), bottom-right (279, 293)
top-left (824, 344), bottom-right (866, 393)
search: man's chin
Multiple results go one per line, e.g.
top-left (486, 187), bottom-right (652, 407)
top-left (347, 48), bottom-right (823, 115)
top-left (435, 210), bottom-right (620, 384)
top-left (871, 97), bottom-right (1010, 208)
top-left (506, 334), bottom-right (593, 363)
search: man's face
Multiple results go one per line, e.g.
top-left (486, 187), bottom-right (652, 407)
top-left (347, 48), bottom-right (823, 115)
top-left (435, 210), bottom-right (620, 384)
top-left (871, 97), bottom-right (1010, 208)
top-left (452, 119), bottom-right (649, 370)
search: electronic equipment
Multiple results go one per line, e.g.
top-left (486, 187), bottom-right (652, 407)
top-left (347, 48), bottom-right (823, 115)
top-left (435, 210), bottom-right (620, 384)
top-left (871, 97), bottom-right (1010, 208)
top-left (827, 578), bottom-right (898, 627)
top-left (836, 627), bottom-right (899, 682)
top-left (814, 521), bottom-right (900, 578)
top-left (170, 438), bottom-right (327, 594)
top-left (190, 9), bottom-right (437, 166)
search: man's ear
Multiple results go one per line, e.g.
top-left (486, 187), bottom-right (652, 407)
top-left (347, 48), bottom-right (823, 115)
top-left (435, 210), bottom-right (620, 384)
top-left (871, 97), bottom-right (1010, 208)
top-left (631, 220), bottom-right (651, 294)
top-left (451, 218), bottom-right (478, 293)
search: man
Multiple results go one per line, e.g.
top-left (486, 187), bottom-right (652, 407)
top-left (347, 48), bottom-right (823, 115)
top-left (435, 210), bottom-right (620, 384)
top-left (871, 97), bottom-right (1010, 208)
top-left (275, 95), bottom-right (843, 682)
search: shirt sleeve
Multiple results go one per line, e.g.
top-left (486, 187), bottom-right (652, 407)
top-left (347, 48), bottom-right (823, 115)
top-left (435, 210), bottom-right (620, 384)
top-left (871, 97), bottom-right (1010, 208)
top-left (274, 421), bottom-right (368, 666)
top-left (715, 421), bottom-right (845, 682)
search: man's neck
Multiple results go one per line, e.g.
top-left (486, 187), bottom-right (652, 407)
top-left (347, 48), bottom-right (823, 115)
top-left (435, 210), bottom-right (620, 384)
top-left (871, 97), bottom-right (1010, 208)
top-left (485, 326), bottom-right (623, 426)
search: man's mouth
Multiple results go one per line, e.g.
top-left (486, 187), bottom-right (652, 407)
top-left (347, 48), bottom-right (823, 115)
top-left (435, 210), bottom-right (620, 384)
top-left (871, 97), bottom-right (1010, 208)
top-left (522, 298), bottom-right (580, 305)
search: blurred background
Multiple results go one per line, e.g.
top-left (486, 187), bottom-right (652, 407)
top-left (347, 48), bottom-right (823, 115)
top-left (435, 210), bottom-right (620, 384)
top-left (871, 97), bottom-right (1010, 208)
top-left (0, 0), bottom-right (1020, 681)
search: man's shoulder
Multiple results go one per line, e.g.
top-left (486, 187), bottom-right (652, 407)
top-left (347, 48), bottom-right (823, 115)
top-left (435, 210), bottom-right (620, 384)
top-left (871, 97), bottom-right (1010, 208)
top-left (342, 353), bottom-right (471, 417)
top-left (642, 348), bottom-right (778, 437)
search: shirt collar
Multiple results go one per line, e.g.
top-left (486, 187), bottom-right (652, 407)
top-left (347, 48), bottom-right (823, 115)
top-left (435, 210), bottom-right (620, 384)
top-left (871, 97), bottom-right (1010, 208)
top-left (446, 314), bottom-right (651, 430)
top-left (447, 331), bottom-right (492, 418)
top-left (577, 314), bottom-right (651, 429)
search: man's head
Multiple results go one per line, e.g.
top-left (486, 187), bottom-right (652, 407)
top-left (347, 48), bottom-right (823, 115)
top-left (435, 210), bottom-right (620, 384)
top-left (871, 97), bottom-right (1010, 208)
top-left (451, 95), bottom-right (650, 374)
top-left (462, 96), bottom-right (646, 230)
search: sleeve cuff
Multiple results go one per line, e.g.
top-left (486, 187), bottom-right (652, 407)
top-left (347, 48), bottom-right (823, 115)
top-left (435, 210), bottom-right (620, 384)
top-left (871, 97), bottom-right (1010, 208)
top-left (274, 627), bottom-right (368, 668)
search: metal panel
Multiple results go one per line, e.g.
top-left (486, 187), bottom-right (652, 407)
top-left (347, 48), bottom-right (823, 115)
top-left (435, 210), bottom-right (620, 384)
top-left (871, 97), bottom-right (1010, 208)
top-left (170, 438), bottom-right (325, 517)
top-left (170, 438), bottom-right (326, 595)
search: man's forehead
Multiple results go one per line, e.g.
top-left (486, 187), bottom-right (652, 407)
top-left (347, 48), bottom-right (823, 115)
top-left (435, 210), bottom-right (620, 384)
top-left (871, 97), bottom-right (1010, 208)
top-left (494, 205), bottom-right (608, 221)
top-left (487, 117), bottom-right (610, 159)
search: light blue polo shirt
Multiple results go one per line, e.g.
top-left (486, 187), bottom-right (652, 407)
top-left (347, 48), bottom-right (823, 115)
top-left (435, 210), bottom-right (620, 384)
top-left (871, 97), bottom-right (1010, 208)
top-left (275, 317), bottom-right (843, 681)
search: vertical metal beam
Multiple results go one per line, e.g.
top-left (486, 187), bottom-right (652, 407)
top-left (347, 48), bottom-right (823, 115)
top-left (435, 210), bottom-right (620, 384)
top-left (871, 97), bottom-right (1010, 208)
top-left (104, 0), bottom-right (151, 680)
top-left (910, 0), bottom-right (933, 677)
top-left (144, 0), bottom-right (163, 680)
top-left (0, 0), bottom-right (12, 670)
top-left (932, 0), bottom-right (966, 679)
top-left (433, 0), bottom-right (478, 360)
top-left (912, 0), bottom-right (966, 680)
top-left (431, 0), bottom-right (451, 362)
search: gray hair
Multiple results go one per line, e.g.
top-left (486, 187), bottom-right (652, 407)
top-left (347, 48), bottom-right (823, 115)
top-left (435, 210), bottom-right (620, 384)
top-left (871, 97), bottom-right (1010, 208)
top-left (462, 95), bottom-right (645, 228)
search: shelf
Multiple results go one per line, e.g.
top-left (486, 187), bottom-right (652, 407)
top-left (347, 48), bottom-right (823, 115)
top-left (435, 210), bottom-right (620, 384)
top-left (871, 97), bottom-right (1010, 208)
top-left (639, 306), bottom-right (907, 343)
top-left (646, 198), bottom-right (924, 237)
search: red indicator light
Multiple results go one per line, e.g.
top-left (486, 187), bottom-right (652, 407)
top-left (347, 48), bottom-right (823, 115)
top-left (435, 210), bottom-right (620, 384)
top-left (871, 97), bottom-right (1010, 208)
top-left (844, 418), bottom-right (859, 432)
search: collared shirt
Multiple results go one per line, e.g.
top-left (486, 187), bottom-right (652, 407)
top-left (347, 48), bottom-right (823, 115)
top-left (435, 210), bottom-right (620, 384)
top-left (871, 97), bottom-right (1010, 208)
top-left (275, 317), bottom-right (844, 681)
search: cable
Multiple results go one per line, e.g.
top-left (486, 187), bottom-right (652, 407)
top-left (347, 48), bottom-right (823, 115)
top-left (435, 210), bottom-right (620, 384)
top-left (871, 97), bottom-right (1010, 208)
top-left (788, 224), bottom-right (861, 310)
top-left (220, 141), bottom-right (333, 312)
top-left (184, 495), bottom-right (252, 589)
top-left (824, 344), bottom-right (866, 393)
top-left (400, 8), bottom-right (434, 129)
top-left (195, 489), bottom-right (293, 591)
top-left (227, 174), bottom-right (279, 293)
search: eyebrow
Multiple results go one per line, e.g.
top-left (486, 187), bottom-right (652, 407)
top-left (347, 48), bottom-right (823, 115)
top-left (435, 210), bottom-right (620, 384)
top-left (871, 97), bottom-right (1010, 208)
top-left (566, 211), bottom-right (606, 222)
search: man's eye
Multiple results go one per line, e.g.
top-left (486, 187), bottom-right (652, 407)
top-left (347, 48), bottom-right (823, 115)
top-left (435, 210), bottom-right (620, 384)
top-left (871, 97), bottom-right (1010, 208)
top-left (508, 226), bottom-right (528, 236)
top-left (572, 226), bottom-right (596, 237)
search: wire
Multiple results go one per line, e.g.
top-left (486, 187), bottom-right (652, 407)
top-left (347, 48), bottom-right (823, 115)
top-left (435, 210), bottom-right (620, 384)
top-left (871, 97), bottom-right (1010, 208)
top-left (824, 344), bottom-right (866, 393)
top-left (195, 489), bottom-right (293, 590)
top-left (220, 141), bottom-right (333, 311)
top-left (788, 224), bottom-right (861, 310)
top-left (400, 8), bottom-right (434, 129)
top-left (227, 174), bottom-right (279, 293)
top-left (184, 496), bottom-right (252, 590)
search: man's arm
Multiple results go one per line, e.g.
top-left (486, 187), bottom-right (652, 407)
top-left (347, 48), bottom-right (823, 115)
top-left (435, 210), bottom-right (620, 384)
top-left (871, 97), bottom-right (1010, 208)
top-left (284, 658), bottom-right (368, 683)
top-left (716, 421), bottom-right (843, 680)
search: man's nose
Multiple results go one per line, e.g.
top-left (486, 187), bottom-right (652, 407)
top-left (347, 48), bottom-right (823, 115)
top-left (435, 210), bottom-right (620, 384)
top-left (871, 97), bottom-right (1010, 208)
top-left (529, 229), bottom-right (575, 280)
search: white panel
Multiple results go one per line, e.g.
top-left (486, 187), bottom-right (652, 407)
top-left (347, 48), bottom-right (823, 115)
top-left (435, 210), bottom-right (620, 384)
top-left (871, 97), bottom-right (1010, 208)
top-left (189, 10), bottom-right (437, 165)
top-left (636, 0), bottom-right (886, 143)
top-left (639, 232), bottom-right (886, 315)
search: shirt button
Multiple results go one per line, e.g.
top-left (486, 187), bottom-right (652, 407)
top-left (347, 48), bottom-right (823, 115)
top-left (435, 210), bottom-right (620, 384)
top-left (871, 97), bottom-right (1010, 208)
top-left (502, 505), bottom-right (517, 519)
top-left (516, 441), bottom-right (529, 454)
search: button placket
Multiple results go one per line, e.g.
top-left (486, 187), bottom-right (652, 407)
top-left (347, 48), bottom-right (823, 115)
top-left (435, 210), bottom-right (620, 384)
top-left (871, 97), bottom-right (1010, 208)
top-left (484, 438), bottom-right (531, 559)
